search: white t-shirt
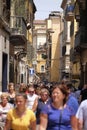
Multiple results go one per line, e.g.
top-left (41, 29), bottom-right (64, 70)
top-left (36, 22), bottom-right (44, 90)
top-left (76, 99), bottom-right (87, 130)
top-left (27, 94), bottom-right (38, 109)
top-left (0, 102), bottom-right (13, 122)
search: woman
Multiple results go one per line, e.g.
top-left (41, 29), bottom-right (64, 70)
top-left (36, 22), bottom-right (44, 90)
top-left (32, 88), bottom-right (51, 130)
top-left (0, 93), bottom-right (13, 122)
top-left (4, 93), bottom-right (36, 130)
top-left (39, 83), bottom-right (78, 130)
top-left (8, 83), bottom-right (16, 105)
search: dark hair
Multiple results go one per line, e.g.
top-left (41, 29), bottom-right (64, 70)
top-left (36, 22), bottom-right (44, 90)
top-left (66, 82), bottom-right (72, 89)
top-left (19, 83), bottom-right (27, 93)
top-left (8, 82), bottom-right (15, 91)
top-left (51, 83), bottom-right (68, 105)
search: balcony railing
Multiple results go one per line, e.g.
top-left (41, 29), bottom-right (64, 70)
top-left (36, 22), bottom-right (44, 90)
top-left (0, 0), bottom-right (10, 24)
top-left (65, 5), bottom-right (74, 21)
top-left (79, 0), bottom-right (86, 10)
top-left (61, 0), bottom-right (67, 9)
top-left (10, 16), bottom-right (27, 46)
top-left (70, 48), bottom-right (80, 63)
top-left (75, 27), bottom-right (87, 48)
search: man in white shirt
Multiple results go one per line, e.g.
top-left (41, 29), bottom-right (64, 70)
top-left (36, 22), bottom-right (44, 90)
top-left (27, 85), bottom-right (38, 110)
top-left (76, 99), bottom-right (87, 130)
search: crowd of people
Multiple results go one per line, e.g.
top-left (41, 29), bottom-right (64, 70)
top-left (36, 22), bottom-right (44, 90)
top-left (0, 81), bottom-right (87, 130)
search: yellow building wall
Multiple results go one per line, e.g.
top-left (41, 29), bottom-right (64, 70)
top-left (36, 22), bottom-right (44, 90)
top-left (72, 63), bottom-right (80, 75)
top-left (51, 17), bottom-right (61, 82)
top-left (36, 53), bottom-right (46, 73)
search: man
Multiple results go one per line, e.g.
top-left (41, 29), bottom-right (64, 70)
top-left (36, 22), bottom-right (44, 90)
top-left (76, 99), bottom-right (87, 130)
top-left (79, 84), bottom-right (87, 102)
top-left (27, 85), bottom-right (38, 109)
top-left (64, 82), bottom-right (79, 114)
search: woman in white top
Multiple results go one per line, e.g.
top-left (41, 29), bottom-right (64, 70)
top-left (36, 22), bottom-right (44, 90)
top-left (0, 93), bottom-right (13, 122)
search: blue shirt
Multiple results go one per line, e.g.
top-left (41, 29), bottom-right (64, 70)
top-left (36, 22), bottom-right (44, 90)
top-left (41, 104), bottom-right (75, 130)
top-left (66, 94), bottom-right (79, 114)
top-left (36, 98), bottom-right (51, 124)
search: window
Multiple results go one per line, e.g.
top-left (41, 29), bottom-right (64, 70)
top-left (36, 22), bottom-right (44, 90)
top-left (41, 65), bottom-right (45, 72)
top-left (41, 53), bottom-right (47, 59)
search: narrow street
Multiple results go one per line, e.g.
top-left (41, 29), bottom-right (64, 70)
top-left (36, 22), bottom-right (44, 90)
top-left (0, 1), bottom-right (87, 129)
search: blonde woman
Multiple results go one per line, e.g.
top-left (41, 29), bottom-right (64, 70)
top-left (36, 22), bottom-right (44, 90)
top-left (32, 88), bottom-right (51, 130)
top-left (0, 93), bottom-right (13, 122)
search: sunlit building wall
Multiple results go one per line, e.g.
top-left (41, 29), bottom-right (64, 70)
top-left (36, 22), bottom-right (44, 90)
top-left (46, 11), bottom-right (63, 82)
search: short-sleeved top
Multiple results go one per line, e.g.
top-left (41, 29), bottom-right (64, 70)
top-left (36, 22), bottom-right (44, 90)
top-left (41, 104), bottom-right (75, 130)
top-left (36, 98), bottom-right (51, 124)
top-left (76, 100), bottom-right (87, 130)
top-left (0, 102), bottom-right (13, 122)
top-left (66, 94), bottom-right (79, 114)
top-left (7, 108), bottom-right (36, 130)
top-left (27, 94), bottom-right (38, 109)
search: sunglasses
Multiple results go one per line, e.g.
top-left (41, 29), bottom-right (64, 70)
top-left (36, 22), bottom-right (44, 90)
top-left (29, 91), bottom-right (34, 93)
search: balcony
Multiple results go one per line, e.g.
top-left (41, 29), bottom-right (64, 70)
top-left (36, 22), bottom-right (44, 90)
top-left (78, 0), bottom-right (86, 10)
top-left (0, 17), bottom-right (10, 33)
top-left (65, 5), bottom-right (74, 21)
top-left (10, 16), bottom-right (27, 46)
top-left (15, 51), bottom-right (26, 60)
top-left (75, 27), bottom-right (87, 49)
top-left (61, 0), bottom-right (67, 9)
top-left (70, 48), bottom-right (80, 63)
